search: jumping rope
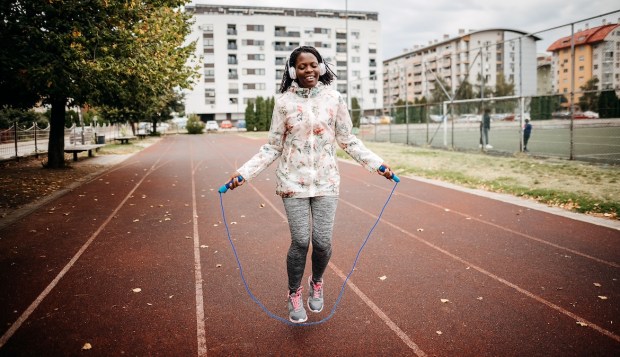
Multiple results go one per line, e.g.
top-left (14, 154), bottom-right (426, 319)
top-left (218, 166), bottom-right (399, 326)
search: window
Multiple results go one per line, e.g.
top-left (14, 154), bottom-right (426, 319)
top-left (247, 54), bottom-right (265, 61)
top-left (247, 24), bottom-right (264, 32)
top-left (351, 31), bottom-right (360, 40)
top-left (243, 68), bottom-right (265, 75)
top-left (579, 66), bottom-right (584, 71)
top-left (242, 39), bottom-right (265, 46)
top-left (352, 57), bottom-right (360, 63)
top-left (243, 83), bottom-right (266, 90)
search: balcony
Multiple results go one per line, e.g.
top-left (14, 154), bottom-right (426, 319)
top-left (227, 29), bottom-right (237, 36)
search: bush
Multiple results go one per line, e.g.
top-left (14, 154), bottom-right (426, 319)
top-left (186, 114), bottom-right (204, 134)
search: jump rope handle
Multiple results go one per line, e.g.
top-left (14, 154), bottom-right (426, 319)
top-left (219, 176), bottom-right (244, 193)
top-left (379, 165), bottom-right (400, 183)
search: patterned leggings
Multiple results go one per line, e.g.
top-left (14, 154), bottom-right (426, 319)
top-left (282, 196), bottom-right (338, 291)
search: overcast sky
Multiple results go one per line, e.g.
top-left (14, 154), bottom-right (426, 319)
top-left (189, 1), bottom-right (620, 59)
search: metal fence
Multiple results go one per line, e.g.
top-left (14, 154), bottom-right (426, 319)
top-left (351, 11), bottom-right (620, 164)
top-left (0, 122), bottom-right (132, 161)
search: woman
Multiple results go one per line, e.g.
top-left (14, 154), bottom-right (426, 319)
top-left (223, 46), bottom-right (395, 323)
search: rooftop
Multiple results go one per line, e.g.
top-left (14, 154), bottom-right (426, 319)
top-left (186, 4), bottom-right (379, 21)
top-left (547, 23), bottom-right (620, 51)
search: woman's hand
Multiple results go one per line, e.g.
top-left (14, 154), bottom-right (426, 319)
top-left (224, 172), bottom-right (244, 190)
top-left (377, 163), bottom-right (395, 181)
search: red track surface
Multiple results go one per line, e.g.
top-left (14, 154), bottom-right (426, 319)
top-left (0, 134), bottom-right (618, 356)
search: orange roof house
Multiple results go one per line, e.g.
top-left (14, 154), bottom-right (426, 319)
top-left (546, 23), bottom-right (620, 109)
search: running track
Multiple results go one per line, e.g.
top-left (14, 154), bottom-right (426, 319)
top-left (0, 134), bottom-right (618, 356)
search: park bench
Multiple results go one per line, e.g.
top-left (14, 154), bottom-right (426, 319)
top-left (113, 136), bottom-right (136, 144)
top-left (64, 144), bottom-right (105, 161)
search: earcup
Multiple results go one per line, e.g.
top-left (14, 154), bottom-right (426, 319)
top-left (319, 63), bottom-right (326, 76)
top-left (288, 65), bottom-right (297, 80)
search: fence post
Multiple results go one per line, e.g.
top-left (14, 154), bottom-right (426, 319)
top-left (13, 120), bottom-right (18, 161)
top-left (33, 121), bottom-right (39, 158)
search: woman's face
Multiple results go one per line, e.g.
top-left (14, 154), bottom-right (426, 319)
top-left (294, 52), bottom-right (320, 88)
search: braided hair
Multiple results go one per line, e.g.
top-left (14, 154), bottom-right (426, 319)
top-left (278, 46), bottom-right (336, 93)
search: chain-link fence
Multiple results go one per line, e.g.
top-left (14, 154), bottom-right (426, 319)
top-left (352, 11), bottom-right (620, 164)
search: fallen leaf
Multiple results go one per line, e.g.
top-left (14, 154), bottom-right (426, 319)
top-left (132, 288), bottom-right (141, 293)
top-left (216, 264), bottom-right (222, 268)
top-left (436, 331), bottom-right (442, 335)
top-left (231, 221), bottom-right (237, 225)
top-left (213, 224), bottom-right (219, 227)
top-left (593, 283), bottom-right (601, 287)
top-left (417, 228), bottom-right (424, 232)
top-left (576, 321), bottom-right (588, 327)
top-left (82, 343), bottom-right (92, 350)
top-left (379, 276), bottom-right (387, 281)
top-left (440, 299), bottom-right (450, 303)
top-left (147, 303), bottom-right (153, 306)
top-left (477, 297), bottom-right (483, 300)
top-left (598, 296), bottom-right (608, 300)
top-left (260, 203), bottom-right (265, 208)
top-left (133, 219), bottom-right (139, 222)
top-left (200, 245), bottom-right (208, 248)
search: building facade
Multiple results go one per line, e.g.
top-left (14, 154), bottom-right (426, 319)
top-left (184, 4), bottom-right (383, 122)
top-left (382, 29), bottom-right (539, 107)
top-left (547, 22), bottom-right (620, 108)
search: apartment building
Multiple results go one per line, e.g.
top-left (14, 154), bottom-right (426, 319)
top-left (547, 22), bottom-right (620, 108)
top-left (383, 29), bottom-right (539, 107)
top-left (184, 4), bottom-right (383, 122)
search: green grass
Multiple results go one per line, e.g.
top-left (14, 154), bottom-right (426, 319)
top-left (245, 132), bottom-right (620, 220)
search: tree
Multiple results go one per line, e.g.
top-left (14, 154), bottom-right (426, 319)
top-left (430, 78), bottom-right (452, 104)
top-left (244, 100), bottom-right (256, 130)
top-left (351, 97), bottom-right (361, 127)
top-left (598, 90), bottom-right (620, 118)
top-left (254, 97), bottom-right (267, 131)
top-left (578, 77), bottom-right (600, 112)
top-left (494, 73), bottom-right (515, 97)
top-left (0, 0), bottom-right (196, 168)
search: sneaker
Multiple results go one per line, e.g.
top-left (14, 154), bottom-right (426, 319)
top-left (307, 276), bottom-right (324, 313)
top-left (485, 144), bottom-right (493, 149)
top-left (287, 287), bottom-right (307, 323)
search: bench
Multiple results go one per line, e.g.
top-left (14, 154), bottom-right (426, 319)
top-left (113, 136), bottom-right (136, 144)
top-left (136, 133), bottom-right (148, 140)
top-left (64, 144), bottom-right (105, 161)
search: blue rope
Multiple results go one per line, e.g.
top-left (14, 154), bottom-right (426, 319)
top-left (218, 181), bottom-right (398, 326)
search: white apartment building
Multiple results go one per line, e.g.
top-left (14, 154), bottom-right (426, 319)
top-left (383, 29), bottom-right (539, 107)
top-left (184, 4), bottom-right (383, 122)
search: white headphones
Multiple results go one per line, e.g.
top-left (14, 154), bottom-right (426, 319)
top-left (288, 58), bottom-right (327, 79)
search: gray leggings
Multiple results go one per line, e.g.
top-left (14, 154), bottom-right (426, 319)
top-left (282, 196), bottom-right (338, 291)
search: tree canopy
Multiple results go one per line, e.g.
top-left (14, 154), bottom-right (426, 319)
top-left (0, 0), bottom-right (197, 167)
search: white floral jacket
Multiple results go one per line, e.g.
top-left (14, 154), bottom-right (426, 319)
top-left (237, 82), bottom-right (384, 198)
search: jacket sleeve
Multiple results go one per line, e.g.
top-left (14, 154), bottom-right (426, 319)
top-left (236, 102), bottom-right (286, 180)
top-left (334, 94), bottom-right (383, 172)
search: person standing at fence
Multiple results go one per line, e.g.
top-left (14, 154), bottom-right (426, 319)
top-left (481, 109), bottom-right (492, 149)
top-left (222, 46), bottom-right (396, 323)
top-left (523, 119), bottom-right (532, 152)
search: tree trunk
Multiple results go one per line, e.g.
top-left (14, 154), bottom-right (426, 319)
top-left (47, 97), bottom-right (67, 169)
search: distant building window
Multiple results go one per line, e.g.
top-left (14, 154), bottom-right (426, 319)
top-left (247, 25), bottom-right (264, 32)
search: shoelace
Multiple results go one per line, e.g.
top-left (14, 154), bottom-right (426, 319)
top-left (311, 281), bottom-right (323, 298)
top-left (289, 289), bottom-right (303, 310)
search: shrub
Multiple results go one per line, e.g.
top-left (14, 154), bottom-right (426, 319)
top-left (186, 114), bottom-right (204, 134)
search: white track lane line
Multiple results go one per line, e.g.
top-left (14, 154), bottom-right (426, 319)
top-left (350, 175), bottom-right (619, 268)
top-left (190, 150), bottom-right (208, 357)
top-left (0, 145), bottom-right (170, 348)
top-left (340, 198), bottom-right (620, 343)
